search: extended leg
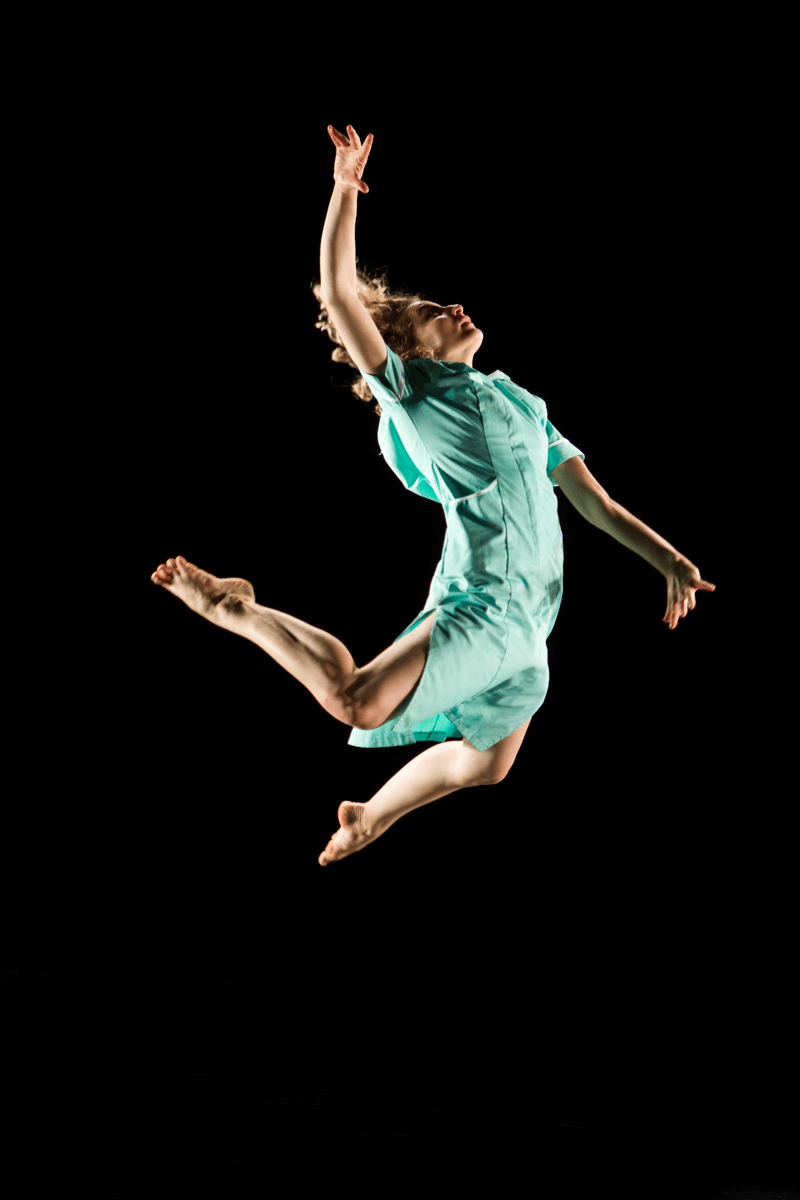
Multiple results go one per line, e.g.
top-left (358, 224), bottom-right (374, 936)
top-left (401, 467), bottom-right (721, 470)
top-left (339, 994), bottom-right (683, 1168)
top-left (151, 556), bottom-right (431, 731)
top-left (152, 556), bottom-right (360, 722)
top-left (224, 599), bottom-right (361, 723)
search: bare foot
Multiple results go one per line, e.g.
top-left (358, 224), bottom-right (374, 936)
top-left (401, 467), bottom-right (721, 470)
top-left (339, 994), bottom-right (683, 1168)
top-left (318, 801), bottom-right (384, 867)
top-left (150, 556), bottom-right (256, 623)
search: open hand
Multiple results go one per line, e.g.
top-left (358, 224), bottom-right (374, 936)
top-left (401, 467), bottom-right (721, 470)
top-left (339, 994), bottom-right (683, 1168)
top-left (663, 555), bottom-right (716, 630)
top-left (327, 123), bottom-right (374, 194)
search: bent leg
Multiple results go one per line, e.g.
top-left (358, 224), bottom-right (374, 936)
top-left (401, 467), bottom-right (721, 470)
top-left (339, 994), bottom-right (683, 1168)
top-left (364, 737), bottom-right (497, 835)
top-left (458, 715), bottom-right (533, 782)
top-left (152, 556), bottom-right (435, 731)
top-left (319, 738), bottom-right (495, 864)
top-left (342, 610), bottom-right (438, 730)
top-left (217, 597), bottom-right (362, 724)
top-left (222, 600), bottom-right (436, 731)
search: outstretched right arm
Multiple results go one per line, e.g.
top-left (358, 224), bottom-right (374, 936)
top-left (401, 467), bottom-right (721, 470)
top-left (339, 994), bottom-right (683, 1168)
top-left (320, 125), bottom-right (388, 378)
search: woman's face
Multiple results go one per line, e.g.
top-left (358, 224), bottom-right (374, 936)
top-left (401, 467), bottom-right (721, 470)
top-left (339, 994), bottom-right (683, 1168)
top-left (408, 301), bottom-right (484, 367)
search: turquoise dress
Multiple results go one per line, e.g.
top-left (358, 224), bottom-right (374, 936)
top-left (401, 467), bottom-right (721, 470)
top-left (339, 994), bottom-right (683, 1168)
top-left (348, 346), bottom-right (585, 752)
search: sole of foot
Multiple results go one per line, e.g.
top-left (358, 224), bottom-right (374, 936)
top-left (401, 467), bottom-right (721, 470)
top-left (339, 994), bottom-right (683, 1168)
top-left (318, 801), bottom-right (382, 867)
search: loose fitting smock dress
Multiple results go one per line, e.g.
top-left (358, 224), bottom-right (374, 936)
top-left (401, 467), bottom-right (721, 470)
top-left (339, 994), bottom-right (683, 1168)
top-left (348, 345), bottom-right (585, 753)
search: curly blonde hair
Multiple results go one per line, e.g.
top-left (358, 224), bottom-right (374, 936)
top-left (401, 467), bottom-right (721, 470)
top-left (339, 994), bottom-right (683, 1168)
top-left (310, 261), bottom-right (438, 416)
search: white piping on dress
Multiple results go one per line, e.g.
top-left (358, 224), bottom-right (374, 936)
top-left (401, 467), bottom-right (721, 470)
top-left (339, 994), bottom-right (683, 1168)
top-left (449, 477), bottom-right (499, 505)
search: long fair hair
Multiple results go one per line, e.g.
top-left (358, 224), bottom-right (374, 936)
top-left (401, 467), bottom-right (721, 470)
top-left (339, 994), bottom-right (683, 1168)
top-left (311, 261), bottom-right (437, 416)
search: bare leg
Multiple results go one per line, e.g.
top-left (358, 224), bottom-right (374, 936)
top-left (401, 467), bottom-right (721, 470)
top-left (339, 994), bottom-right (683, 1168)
top-left (318, 740), bottom-right (489, 866)
top-left (151, 557), bottom-right (359, 724)
top-left (227, 600), bottom-right (359, 722)
top-left (152, 557), bottom-right (439, 731)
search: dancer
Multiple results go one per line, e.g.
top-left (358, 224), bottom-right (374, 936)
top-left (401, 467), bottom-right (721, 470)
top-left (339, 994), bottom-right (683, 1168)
top-left (151, 123), bottom-right (715, 867)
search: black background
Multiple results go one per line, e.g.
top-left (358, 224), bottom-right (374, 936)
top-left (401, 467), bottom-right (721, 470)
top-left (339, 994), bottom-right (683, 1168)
top-left (3, 28), bottom-right (794, 1199)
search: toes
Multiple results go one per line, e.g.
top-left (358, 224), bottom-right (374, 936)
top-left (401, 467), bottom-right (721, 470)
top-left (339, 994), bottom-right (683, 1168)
top-left (150, 557), bottom-right (200, 586)
top-left (318, 836), bottom-right (337, 865)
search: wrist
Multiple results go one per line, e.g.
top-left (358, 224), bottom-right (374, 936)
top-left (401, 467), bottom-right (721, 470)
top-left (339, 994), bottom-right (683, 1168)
top-left (660, 549), bottom-right (682, 576)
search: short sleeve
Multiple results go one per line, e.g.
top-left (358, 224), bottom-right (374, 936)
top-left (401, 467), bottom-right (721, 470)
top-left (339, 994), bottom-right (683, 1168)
top-left (487, 374), bottom-right (585, 487)
top-left (546, 418), bottom-right (585, 485)
top-left (359, 344), bottom-right (410, 406)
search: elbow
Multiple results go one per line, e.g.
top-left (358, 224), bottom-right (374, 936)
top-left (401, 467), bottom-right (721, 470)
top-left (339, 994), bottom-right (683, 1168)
top-left (320, 285), bottom-right (358, 308)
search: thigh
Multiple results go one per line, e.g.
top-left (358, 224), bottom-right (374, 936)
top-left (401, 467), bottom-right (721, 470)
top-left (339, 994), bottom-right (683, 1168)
top-left (346, 610), bottom-right (438, 731)
top-left (458, 715), bottom-right (533, 783)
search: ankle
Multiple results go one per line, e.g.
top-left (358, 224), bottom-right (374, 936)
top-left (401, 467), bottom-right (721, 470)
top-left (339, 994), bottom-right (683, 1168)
top-left (361, 803), bottom-right (391, 839)
top-left (216, 592), bottom-right (254, 629)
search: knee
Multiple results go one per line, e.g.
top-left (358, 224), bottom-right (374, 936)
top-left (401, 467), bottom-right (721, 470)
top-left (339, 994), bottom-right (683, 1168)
top-left (320, 670), bottom-right (382, 730)
top-left (351, 704), bottom-right (387, 732)
top-left (346, 684), bottom-right (397, 731)
top-left (351, 714), bottom-right (377, 732)
top-left (455, 745), bottom-right (511, 787)
top-left (459, 764), bottom-right (508, 787)
top-left (342, 692), bottom-right (384, 731)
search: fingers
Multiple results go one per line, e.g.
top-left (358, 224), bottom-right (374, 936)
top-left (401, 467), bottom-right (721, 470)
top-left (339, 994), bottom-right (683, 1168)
top-left (327, 124), bottom-right (373, 154)
top-left (328, 123), bottom-right (357, 146)
top-left (663, 584), bottom-right (716, 629)
top-left (665, 590), bottom-right (690, 628)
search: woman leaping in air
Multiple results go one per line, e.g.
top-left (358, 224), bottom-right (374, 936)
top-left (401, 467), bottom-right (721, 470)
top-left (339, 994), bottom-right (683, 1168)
top-left (151, 123), bottom-right (716, 867)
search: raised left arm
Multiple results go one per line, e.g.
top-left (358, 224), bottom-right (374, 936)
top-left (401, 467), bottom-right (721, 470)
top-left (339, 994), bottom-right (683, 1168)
top-left (551, 456), bottom-right (716, 628)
